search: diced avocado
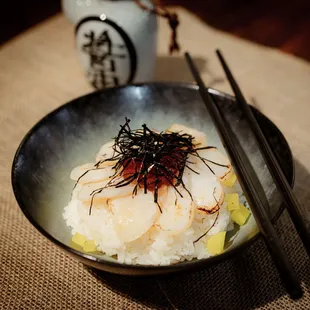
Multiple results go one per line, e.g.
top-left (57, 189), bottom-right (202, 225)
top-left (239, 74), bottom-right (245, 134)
top-left (222, 173), bottom-right (237, 187)
top-left (230, 204), bottom-right (250, 226)
top-left (83, 240), bottom-right (97, 253)
top-left (72, 232), bottom-right (86, 247)
top-left (206, 231), bottom-right (226, 255)
top-left (225, 193), bottom-right (240, 211)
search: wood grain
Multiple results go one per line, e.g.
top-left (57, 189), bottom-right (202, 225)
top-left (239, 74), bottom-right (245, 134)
top-left (1, 0), bottom-right (310, 62)
top-left (163, 0), bottom-right (310, 61)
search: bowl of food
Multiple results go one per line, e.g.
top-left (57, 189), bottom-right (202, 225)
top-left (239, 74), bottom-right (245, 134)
top-left (11, 82), bottom-right (293, 276)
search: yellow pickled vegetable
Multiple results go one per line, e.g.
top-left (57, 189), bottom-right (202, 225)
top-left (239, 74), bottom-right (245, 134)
top-left (206, 231), bottom-right (226, 255)
top-left (222, 173), bottom-right (237, 187)
top-left (83, 240), bottom-right (97, 253)
top-left (72, 233), bottom-right (86, 247)
top-left (225, 193), bottom-right (240, 211)
top-left (69, 240), bottom-right (83, 252)
top-left (230, 204), bottom-right (250, 226)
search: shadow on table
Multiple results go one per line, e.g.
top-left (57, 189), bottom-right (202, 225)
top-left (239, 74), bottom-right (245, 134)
top-left (87, 159), bottom-right (310, 310)
top-left (155, 55), bottom-right (225, 87)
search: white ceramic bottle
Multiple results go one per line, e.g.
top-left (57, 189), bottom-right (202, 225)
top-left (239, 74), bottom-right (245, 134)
top-left (62, 0), bottom-right (157, 89)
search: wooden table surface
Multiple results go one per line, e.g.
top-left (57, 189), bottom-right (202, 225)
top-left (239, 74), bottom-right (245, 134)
top-left (1, 0), bottom-right (310, 62)
top-left (164, 0), bottom-right (310, 62)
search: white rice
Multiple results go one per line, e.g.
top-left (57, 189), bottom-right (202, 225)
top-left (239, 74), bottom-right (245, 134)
top-left (63, 185), bottom-right (233, 265)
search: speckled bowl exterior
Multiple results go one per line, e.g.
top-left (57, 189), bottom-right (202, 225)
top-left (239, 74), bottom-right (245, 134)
top-left (11, 83), bottom-right (293, 276)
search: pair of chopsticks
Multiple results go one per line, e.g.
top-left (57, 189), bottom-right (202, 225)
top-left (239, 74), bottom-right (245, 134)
top-left (185, 50), bottom-right (310, 299)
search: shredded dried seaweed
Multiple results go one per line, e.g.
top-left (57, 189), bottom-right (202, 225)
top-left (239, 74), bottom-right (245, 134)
top-left (193, 189), bottom-right (221, 243)
top-left (73, 118), bottom-right (229, 215)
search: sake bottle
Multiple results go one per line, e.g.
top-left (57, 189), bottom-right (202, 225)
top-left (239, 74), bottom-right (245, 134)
top-left (62, 0), bottom-right (157, 89)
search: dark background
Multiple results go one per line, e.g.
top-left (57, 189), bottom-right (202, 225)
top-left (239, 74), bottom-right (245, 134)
top-left (0, 1), bottom-right (60, 44)
top-left (1, 0), bottom-right (310, 61)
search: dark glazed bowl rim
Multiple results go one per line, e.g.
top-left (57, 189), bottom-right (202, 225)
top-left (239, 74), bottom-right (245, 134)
top-left (11, 82), bottom-right (294, 275)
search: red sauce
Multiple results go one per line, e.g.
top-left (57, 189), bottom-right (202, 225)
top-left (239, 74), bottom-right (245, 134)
top-left (122, 152), bottom-right (183, 190)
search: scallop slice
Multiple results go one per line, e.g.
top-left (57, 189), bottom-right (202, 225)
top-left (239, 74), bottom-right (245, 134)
top-left (76, 165), bottom-right (114, 185)
top-left (109, 191), bottom-right (160, 243)
top-left (194, 148), bottom-right (232, 180)
top-left (189, 168), bottom-right (224, 214)
top-left (156, 186), bottom-right (169, 207)
top-left (95, 140), bottom-right (119, 165)
top-left (156, 186), bottom-right (195, 235)
top-left (166, 124), bottom-right (207, 146)
top-left (70, 163), bottom-right (96, 181)
top-left (78, 177), bottom-right (135, 204)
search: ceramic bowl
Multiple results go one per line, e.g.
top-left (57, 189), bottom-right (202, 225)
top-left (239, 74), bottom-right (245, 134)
top-left (11, 83), bottom-right (293, 276)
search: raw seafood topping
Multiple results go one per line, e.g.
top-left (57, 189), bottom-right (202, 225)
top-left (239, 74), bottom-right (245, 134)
top-left (65, 121), bottom-right (252, 265)
top-left (74, 118), bottom-right (229, 213)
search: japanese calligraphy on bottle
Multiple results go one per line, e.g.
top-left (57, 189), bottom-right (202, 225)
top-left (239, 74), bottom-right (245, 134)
top-left (76, 17), bottom-right (137, 89)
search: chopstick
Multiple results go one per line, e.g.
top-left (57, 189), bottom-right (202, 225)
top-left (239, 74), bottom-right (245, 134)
top-left (216, 49), bottom-right (310, 257)
top-left (184, 52), bottom-right (303, 299)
